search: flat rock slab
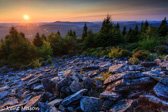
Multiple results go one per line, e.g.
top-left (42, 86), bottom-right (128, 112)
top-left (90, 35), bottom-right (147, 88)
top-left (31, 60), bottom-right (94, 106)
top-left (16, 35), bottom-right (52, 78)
top-left (153, 83), bottom-right (168, 99)
top-left (21, 74), bottom-right (34, 81)
top-left (2, 97), bottom-right (19, 107)
top-left (24, 95), bottom-right (42, 108)
top-left (104, 72), bottom-right (126, 85)
top-left (100, 91), bottom-right (120, 101)
top-left (146, 72), bottom-right (168, 85)
top-left (48, 99), bottom-right (63, 105)
top-left (122, 77), bottom-right (155, 86)
top-left (123, 71), bottom-right (146, 79)
top-left (56, 76), bottom-right (72, 92)
top-left (62, 89), bottom-right (88, 106)
top-left (0, 103), bottom-right (26, 112)
top-left (140, 62), bottom-right (158, 67)
top-left (109, 64), bottom-right (125, 73)
top-left (159, 62), bottom-right (168, 70)
top-left (80, 96), bottom-right (102, 112)
top-left (0, 91), bottom-right (8, 100)
top-left (140, 95), bottom-right (168, 107)
top-left (109, 99), bottom-right (133, 112)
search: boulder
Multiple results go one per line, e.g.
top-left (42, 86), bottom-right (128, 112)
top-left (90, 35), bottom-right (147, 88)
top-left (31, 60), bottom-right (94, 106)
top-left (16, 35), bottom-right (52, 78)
top-left (60, 86), bottom-right (71, 98)
top-left (123, 71), bottom-right (145, 79)
top-left (122, 77), bottom-right (155, 86)
top-left (24, 95), bottom-right (42, 108)
top-left (104, 72), bottom-right (126, 85)
top-left (62, 89), bottom-right (88, 106)
top-left (82, 65), bottom-right (99, 70)
top-left (155, 59), bottom-right (161, 63)
top-left (159, 62), bottom-right (168, 71)
top-left (48, 99), bottom-right (63, 105)
top-left (21, 74), bottom-right (34, 81)
top-left (153, 83), bottom-right (168, 99)
top-left (56, 76), bottom-right (72, 92)
top-left (0, 103), bottom-right (26, 112)
top-left (103, 100), bottom-right (114, 109)
top-left (109, 64), bottom-right (125, 73)
top-left (109, 99), bottom-right (133, 112)
top-left (83, 77), bottom-right (94, 89)
top-left (140, 62), bottom-right (158, 67)
top-left (0, 91), bottom-right (8, 100)
top-left (139, 95), bottom-right (168, 107)
top-left (80, 96), bottom-right (102, 112)
top-left (42, 78), bottom-right (56, 93)
top-left (69, 81), bottom-right (83, 93)
top-left (63, 69), bottom-right (72, 77)
top-left (100, 91), bottom-right (120, 101)
top-left (2, 97), bottom-right (19, 107)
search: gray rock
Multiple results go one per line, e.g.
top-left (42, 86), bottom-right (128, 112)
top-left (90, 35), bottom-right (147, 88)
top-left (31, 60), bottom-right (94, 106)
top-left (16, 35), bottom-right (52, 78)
top-left (70, 81), bottom-right (83, 93)
top-left (42, 78), bottom-right (56, 93)
top-left (60, 86), bottom-right (71, 98)
top-left (123, 71), bottom-right (145, 79)
top-left (109, 99), bottom-right (133, 112)
top-left (80, 96), bottom-right (102, 112)
top-left (0, 91), bottom-right (8, 100)
top-left (159, 61), bottom-right (168, 71)
top-left (140, 62), bottom-right (158, 67)
top-left (109, 64), bottom-right (125, 73)
top-left (104, 72), bottom-right (126, 85)
top-left (100, 91), bottom-right (120, 101)
top-left (62, 89), bottom-right (88, 106)
top-left (139, 95), bottom-right (168, 107)
top-left (103, 100), bottom-right (114, 109)
top-left (2, 97), bottom-right (19, 107)
top-left (21, 74), bottom-right (34, 81)
top-left (83, 77), bottom-right (93, 89)
top-left (82, 65), bottom-right (99, 70)
top-left (24, 95), bottom-right (42, 108)
top-left (122, 77), bottom-right (155, 86)
top-left (153, 83), bottom-right (168, 99)
top-left (56, 76), bottom-right (72, 92)
top-left (48, 99), bottom-right (63, 105)
top-left (51, 77), bottom-right (59, 84)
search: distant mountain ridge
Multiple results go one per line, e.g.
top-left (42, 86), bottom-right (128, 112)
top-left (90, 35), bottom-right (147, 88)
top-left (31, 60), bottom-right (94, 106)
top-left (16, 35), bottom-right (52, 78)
top-left (0, 21), bottom-right (163, 40)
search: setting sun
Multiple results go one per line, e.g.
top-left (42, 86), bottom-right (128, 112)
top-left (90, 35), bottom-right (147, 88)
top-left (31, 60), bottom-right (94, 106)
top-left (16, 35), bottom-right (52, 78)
top-left (23, 15), bottom-right (29, 20)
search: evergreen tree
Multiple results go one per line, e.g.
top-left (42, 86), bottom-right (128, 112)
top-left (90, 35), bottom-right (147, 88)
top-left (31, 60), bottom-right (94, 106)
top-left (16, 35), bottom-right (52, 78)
top-left (83, 30), bottom-right (95, 49)
top-left (57, 31), bottom-right (61, 36)
top-left (134, 25), bottom-right (139, 35)
top-left (100, 14), bottom-right (113, 34)
top-left (82, 23), bottom-right (88, 41)
top-left (159, 17), bottom-right (168, 36)
top-left (116, 23), bottom-right (120, 30)
top-left (122, 26), bottom-right (127, 36)
top-left (41, 34), bottom-right (47, 41)
top-left (33, 32), bottom-right (43, 47)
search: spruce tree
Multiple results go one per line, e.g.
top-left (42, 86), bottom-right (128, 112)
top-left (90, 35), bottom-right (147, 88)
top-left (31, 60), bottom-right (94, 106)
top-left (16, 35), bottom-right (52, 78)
top-left (82, 23), bottom-right (88, 41)
top-left (33, 32), bottom-right (43, 47)
top-left (122, 26), bottom-right (127, 36)
top-left (159, 17), bottom-right (168, 36)
top-left (100, 14), bottom-right (113, 34)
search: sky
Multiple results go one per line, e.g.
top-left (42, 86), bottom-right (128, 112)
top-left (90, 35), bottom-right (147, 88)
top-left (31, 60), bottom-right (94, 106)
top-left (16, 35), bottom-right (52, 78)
top-left (0, 0), bottom-right (168, 23)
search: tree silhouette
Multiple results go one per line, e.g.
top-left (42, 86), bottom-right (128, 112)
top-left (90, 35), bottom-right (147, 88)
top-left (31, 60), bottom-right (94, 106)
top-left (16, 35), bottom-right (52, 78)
top-left (82, 23), bottom-right (88, 41)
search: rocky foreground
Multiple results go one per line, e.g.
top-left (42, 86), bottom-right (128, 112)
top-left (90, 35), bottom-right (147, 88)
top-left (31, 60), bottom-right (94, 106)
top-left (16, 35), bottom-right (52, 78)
top-left (0, 56), bottom-right (168, 112)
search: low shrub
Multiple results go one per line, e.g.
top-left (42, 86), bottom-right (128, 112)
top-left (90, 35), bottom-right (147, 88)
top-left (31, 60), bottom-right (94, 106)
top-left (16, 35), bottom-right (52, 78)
top-left (31, 59), bottom-right (41, 68)
top-left (128, 57), bottom-right (140, 65)
top-left (47, 56), bottom-right (52, 64)
top-left (132, 50), bottom-right (149, 60)
top-left (109, 47), bottom-right (130, 58)
top-left (155, 45), bottom-right (167, 54)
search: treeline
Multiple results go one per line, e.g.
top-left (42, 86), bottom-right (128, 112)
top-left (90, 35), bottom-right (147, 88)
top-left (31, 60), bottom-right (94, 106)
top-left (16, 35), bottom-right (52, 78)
top-left (0, 15), bottom-right (168, 69)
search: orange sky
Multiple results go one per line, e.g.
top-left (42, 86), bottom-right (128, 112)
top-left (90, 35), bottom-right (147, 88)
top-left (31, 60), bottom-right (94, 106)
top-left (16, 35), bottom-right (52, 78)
top-left (0, 0), bottom-right (168, 23)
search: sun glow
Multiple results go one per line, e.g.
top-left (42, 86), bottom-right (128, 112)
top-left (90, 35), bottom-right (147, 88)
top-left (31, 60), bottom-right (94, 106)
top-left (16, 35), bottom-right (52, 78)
top-left (24, 15), bottom-right (29, 20)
